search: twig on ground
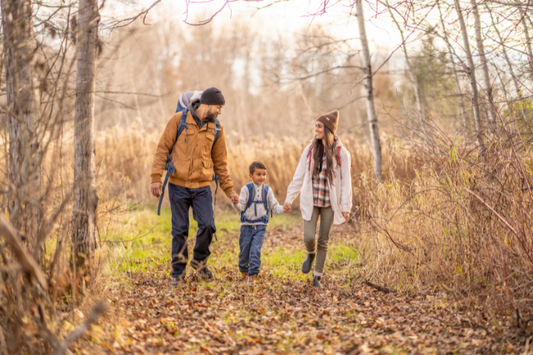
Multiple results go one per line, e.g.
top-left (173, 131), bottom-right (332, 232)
top-left (0, 216), bottom-right (48, 290)
top-left (363, 280), bottom-right (397, 293)
top-left (55, 301), bottom-right (107, 355)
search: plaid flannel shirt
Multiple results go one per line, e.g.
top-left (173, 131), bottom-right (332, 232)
top-left (312, 157), bottom-right (331, 207)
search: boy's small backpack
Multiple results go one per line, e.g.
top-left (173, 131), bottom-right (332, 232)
top-left (240, 183), bottom-right (272, 224)
top-left (157, 98), bottom-right (221, 216)
top-left (307, 145), bottom-right (352, 179)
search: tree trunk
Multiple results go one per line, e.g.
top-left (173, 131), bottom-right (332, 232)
top-left (72, 0), bottom-right (100, 260)
top-left (453, 0), bottom-right (485, 154)
top-left (437, 1), bottom-right (469, 139)
top-left (356, 0), bottom-right (382, 182)
top-left (470, 0), bottom-right (496, 132)
top-left (386, 0), bottom-right (429, 144)
top-left (1, 0), bottom-right (42, 252)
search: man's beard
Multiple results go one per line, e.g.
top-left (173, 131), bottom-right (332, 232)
top-left (206, 111), bottom-right (217, 123)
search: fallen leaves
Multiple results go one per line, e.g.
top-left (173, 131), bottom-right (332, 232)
top-left (73, 221), bottom-right (530, 354)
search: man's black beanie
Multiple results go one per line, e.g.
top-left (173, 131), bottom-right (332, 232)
top-left (200, 87), bottom-right (225, 106)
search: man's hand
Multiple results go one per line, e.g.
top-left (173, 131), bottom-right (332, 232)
top-left (229, 193), bottom-right (239, 204)
top-left (342, 212), bottom-right (350, 224)
top-left (283, 202), bottom-right (292, 213)
top-left (151, 182), bottom-right (162, 197)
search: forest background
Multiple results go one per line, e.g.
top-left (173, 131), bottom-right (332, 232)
top-left (1, 0), bottom-right (533, 353)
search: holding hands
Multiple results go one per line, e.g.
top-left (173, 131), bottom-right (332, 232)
top-left (229, 193), bottom-right (239, 204)
top-left (283, 202), bottom-right (292, 214)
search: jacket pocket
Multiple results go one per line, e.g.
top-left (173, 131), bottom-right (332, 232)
top-left (177, 130), bottom-right (195, 155)
top-left (201, 159), bottom-right (214, 181)
top-left (172, 157), bottom-right (190, 180)
top-left (202, 132), bottom-right (215, 158)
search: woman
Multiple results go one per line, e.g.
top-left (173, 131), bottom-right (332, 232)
top-left (283, 110), bottom-right (352, 289)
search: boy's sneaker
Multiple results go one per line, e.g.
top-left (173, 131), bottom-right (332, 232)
top-left (191, 259), bottom-right (214, 280)
top-left (312, 276), bottom-right (323, 289)
top-left (302, 253), bottom-right (316, 274)
top-left (171, 274), bottom-right (185, 286)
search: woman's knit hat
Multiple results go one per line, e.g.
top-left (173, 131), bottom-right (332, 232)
top-left (316, 110), bottom-right (339, 134)
top-left (200, 87), bottom-right (225, 106)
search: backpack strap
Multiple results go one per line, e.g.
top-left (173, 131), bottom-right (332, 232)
top-left (336, 146), bottom-right (342, 179)
top-left (264, 185), bottom-right (272, 218)
top-left (240, 183), bottom-right (254, 221)
top-left (158, 109), bottom-right (189, 216)
top-left (211, 119), bottom-right (223, 210)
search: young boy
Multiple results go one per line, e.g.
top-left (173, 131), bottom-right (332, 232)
top-left (233, 161), bottom-right (284, 281)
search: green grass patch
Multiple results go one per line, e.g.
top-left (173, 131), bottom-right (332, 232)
top-left (103, 205), bottom-right (302, 277)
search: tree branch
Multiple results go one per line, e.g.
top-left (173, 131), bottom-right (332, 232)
top-left (0, 216), bottom-right (48, 290)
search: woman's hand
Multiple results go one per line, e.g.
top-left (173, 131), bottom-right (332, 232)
top-left (283, 202), bottom-right (292, 213)
top-left (342, 212), bottom-right (350, 223)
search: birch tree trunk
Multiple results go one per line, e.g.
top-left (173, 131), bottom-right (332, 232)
top-left (1, 0), bottom-right (42, 251)
top-left (437, 1), bottom-right (469, 138)
top-left (72, 0), bottom-right (100, 259)
top-left (470, 0), bottom-right (496, 131)
top-left (356, 0), bottom-right (382, 182)
top-left (453, 0), bottom-right (485, 154)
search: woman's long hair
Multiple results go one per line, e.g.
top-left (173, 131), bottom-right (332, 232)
top-left (312, 125), bottom-right (337, 181)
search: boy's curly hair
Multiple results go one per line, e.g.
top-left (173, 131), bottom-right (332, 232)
top-left (249, 161), bottom-right (267, 174)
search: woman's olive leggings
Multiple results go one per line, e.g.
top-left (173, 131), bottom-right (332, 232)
top-left (303, 207), bottom-right (334, 276)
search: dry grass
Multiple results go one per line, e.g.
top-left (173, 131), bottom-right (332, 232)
top-left (95, 125), bottom-right (533, 314)
top-left (4, 123), bottom-right (531, 323)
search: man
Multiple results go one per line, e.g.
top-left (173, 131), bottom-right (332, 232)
top-left (151, 87), bottom-right (239, 285)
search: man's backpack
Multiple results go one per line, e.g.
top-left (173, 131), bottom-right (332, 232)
top-left (157, 106), bottom-right (221, 215)
top-left (240, 183), bottom-right (272, 224)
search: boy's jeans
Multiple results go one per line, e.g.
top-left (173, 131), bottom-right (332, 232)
top-left (238, 225), bottom-right (266, 276)
top-left (168, 183), bottom-right (215, 278)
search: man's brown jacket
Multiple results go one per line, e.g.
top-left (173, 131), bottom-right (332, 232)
top-left (151, 110), bottom-right (235, 197)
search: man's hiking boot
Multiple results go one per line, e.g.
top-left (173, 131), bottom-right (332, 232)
top-left (302, 253), bottom-right (316, 274)
top-left (191, 259), bottom-right (214, 280)
top-left (171, 274), bottom-right (185, 286)
top-left (312, 276), bottom-right (323, 289)
top-left (241, 271), bottom-right (248, 280)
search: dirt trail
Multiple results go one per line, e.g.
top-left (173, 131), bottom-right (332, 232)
top-left (84, 225), bottom-right (526, 354)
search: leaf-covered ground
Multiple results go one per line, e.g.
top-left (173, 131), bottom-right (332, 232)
top-left (75, 206), bottom-right (530, 354)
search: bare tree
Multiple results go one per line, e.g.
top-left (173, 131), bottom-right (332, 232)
top-left (71, 0), bottom-right (100, 260)
top-left (518, 4), bottom-right (533, 76)
top-left (470, 0), bottom-right (496, 132)
top-left (386, 0), bottom-right (429, 144)
top-left (1, 0), bottom-right (43, 252)
top-left (437, 1), bottom-right (469, 138)
top-left (453, 0), bottom-right (485, 153)
top-left (356, 0), bottom-right (382, 182)
top-left (487, 4), bottom-right (527, 126)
